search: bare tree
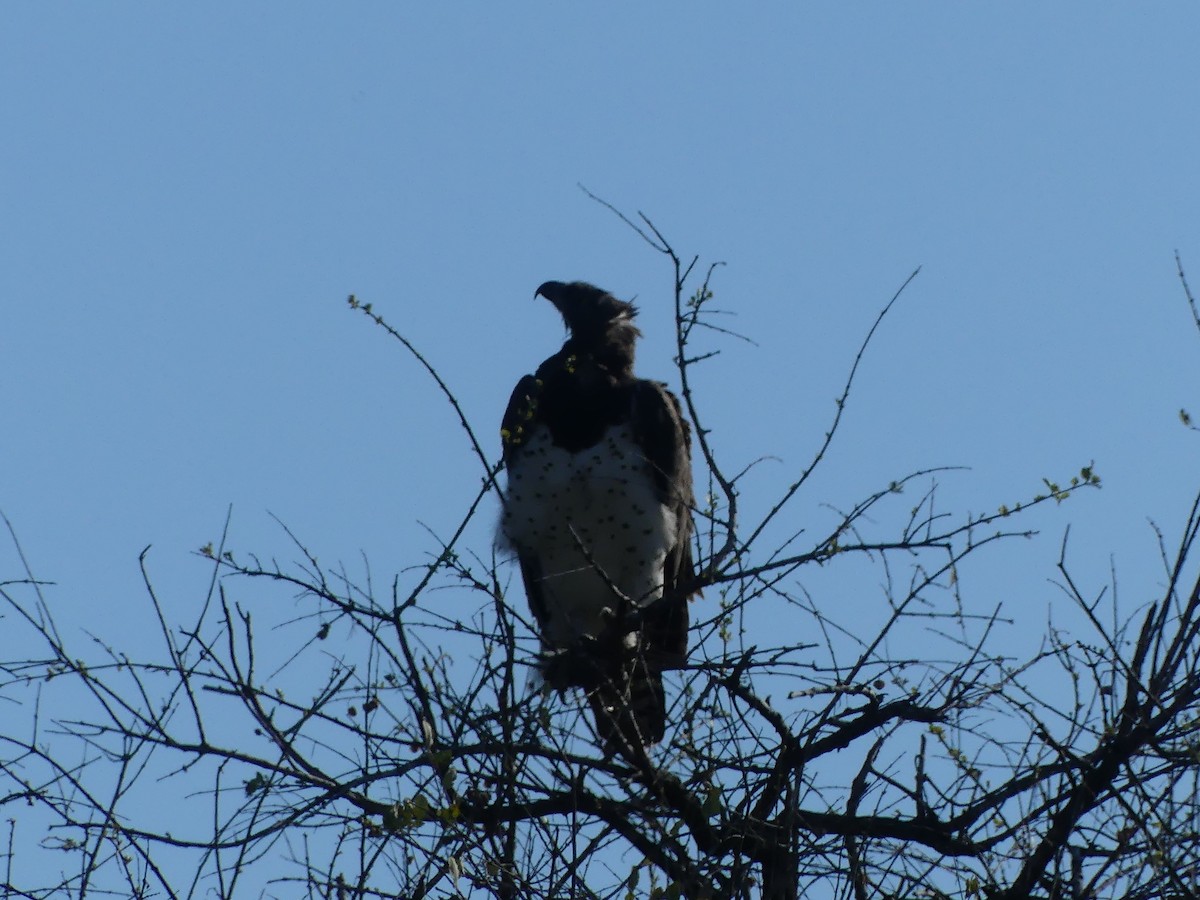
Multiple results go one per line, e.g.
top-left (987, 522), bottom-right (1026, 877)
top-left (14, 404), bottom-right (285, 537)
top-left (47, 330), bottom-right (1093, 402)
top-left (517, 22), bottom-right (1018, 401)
top-left (3, 210), bottom-right (1198, 899)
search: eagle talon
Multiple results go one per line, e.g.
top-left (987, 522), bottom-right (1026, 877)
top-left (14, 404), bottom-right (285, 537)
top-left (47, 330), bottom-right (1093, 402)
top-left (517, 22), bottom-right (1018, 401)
top-left (540, 644), bottom-right (598, 692)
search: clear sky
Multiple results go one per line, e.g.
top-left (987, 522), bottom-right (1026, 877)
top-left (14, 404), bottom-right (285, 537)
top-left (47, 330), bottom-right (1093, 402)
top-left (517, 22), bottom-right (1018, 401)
top-left (3, 4), bottom-right (1200, 892)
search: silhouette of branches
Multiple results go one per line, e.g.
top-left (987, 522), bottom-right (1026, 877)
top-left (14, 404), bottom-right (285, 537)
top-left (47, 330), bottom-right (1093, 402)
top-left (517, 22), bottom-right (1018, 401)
top-left (2, 235), bottom-right (1199, 900)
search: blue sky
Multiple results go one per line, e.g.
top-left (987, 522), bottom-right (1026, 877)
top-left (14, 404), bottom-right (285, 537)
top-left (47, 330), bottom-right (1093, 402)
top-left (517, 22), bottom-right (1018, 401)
top-left (2, 3), bottom-right (1200, 891)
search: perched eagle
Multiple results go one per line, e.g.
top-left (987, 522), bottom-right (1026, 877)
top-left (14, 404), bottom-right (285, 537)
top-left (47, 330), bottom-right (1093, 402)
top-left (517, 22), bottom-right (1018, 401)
top-left (499, 280), bottom-right (695, 755)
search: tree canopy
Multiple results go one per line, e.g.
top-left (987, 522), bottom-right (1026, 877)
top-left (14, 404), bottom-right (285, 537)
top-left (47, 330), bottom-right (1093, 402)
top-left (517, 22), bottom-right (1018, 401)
top-left (3, 219), bottom-right (1200, 900)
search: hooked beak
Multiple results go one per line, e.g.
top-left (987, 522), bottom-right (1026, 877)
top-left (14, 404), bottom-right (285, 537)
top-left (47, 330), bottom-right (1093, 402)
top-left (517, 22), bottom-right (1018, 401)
top-left (534, 280), bottom-right (567, 309)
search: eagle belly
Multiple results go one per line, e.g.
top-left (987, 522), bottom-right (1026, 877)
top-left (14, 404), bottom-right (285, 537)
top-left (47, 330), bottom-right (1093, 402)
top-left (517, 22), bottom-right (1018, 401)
top-left (501, 425), bottom-right (678, 649)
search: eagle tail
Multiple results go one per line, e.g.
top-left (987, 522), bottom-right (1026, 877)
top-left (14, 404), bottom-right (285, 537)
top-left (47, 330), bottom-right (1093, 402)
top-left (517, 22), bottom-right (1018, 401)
top-left (588, 655), bottom-right (666, 758)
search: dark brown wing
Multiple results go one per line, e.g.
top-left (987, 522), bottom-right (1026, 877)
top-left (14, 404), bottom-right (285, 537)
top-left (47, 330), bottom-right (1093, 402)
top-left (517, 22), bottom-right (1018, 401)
top-left (500, 374), bottom-right (553, 637)
top-left (630, 379), bottom-right (695, 666)
top-left (500, 373), bottom-right (541, 466)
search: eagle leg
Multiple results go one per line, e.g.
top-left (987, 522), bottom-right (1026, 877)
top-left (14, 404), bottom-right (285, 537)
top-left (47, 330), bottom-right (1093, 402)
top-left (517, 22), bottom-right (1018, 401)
top-left (538, 626), bottom-right (627, 693)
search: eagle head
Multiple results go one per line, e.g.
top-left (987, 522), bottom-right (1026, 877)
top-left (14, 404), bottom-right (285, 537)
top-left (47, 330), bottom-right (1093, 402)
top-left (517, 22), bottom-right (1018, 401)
top-left (535, 281), bottom-right (641, 348)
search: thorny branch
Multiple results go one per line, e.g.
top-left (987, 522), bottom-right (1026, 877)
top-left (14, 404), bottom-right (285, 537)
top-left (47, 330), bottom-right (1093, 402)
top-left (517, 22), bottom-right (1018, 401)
top-left (1, 230), bottom-right (1198, 900)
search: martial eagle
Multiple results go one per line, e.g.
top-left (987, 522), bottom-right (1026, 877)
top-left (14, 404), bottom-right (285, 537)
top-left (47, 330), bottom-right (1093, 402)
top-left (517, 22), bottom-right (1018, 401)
top-left (499, 280), bottom-right (695, 755)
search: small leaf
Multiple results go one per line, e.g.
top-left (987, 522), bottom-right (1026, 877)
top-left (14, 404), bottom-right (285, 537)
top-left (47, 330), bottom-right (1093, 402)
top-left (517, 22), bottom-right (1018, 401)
top-left (702, 785), bottom-right (723, 817)
top-left (382, 803), bottom-right (404, 832)
top-left (410, 794), bottom-right (431, 823)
